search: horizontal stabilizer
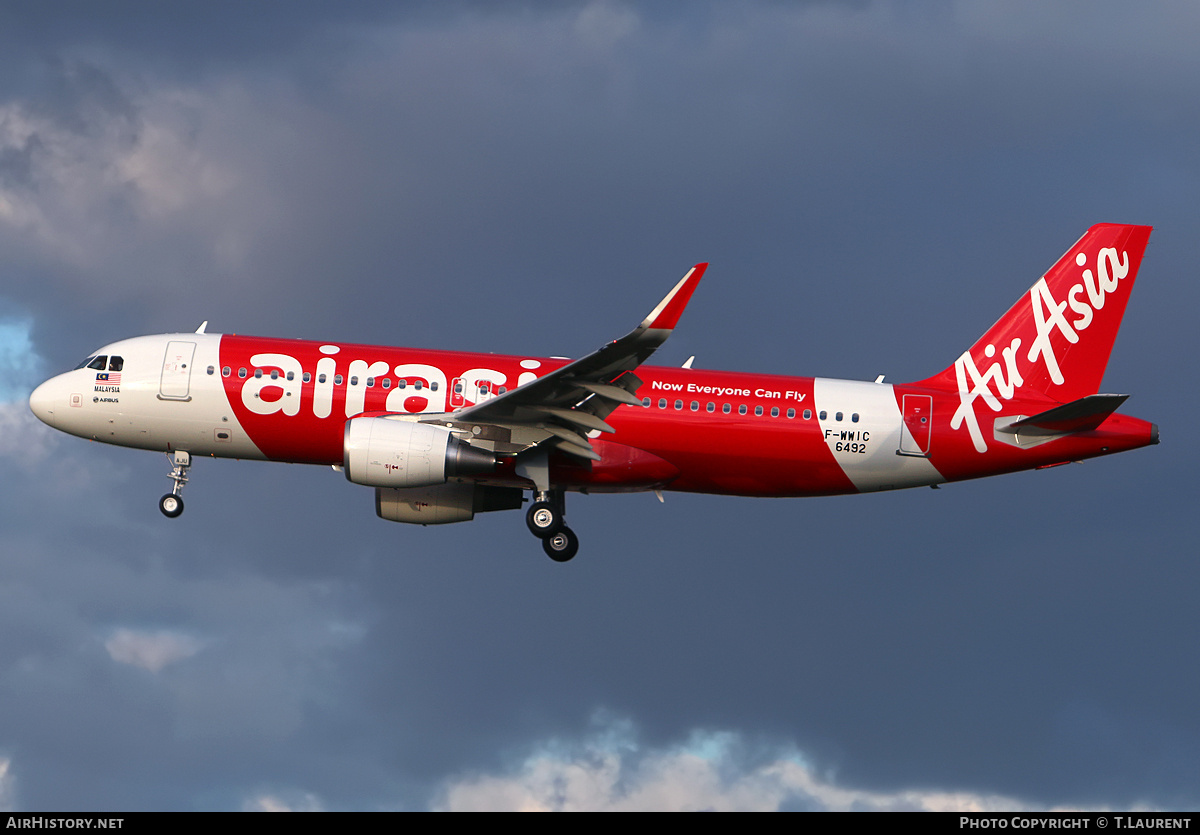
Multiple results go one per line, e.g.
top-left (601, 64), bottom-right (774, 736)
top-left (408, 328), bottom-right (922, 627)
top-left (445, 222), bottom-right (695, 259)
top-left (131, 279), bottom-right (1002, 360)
top-left (1002, 394), bottom-right (1129, 437)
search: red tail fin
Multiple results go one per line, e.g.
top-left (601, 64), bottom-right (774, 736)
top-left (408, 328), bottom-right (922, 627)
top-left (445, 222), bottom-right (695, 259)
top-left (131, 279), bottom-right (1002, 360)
top-left (919, 223), bottom-right (1152, 403)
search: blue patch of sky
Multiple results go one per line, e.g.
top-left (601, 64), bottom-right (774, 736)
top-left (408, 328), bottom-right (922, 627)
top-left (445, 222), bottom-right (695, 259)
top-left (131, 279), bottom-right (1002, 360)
top-left (0, 309), bottom-right (43, 404)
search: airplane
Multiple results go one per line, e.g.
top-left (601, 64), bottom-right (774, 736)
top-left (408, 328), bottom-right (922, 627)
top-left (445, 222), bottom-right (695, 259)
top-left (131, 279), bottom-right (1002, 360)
top-left (29, 223), bottom-right (1158, 562)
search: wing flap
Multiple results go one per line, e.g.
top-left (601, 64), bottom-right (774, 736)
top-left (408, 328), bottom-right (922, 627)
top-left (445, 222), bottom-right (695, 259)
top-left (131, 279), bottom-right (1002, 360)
top-left (447, 265), bottom-right (707, 449)
top-left (577, 381), bottom-right (645, 407)
top-left (554, 438), bottom-right (602, 461)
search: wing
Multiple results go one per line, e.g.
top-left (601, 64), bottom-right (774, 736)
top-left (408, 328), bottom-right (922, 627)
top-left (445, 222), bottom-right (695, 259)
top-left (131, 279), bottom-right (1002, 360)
top-left (437, 263), bottom-right (707, 460)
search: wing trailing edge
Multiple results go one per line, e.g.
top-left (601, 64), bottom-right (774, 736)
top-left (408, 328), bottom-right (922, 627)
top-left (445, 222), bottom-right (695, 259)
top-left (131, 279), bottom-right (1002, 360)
top-left (438, 264), bottom-right (708, 460)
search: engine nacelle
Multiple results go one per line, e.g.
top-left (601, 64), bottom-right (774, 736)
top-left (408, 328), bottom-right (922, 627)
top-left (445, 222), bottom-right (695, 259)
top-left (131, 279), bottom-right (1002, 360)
top-left (344, 416), bottom-right (494, 488)
top-left (376, 482), bottom-right (523, 525)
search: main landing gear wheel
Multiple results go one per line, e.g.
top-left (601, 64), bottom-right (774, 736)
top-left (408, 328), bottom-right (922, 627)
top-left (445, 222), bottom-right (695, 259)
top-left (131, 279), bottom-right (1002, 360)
top-left (526, 501), bottom-right (563, 538)
top-left (159, 493), bottom-right (184, 518)
top-left (542, 526), bottom-right (579, 562)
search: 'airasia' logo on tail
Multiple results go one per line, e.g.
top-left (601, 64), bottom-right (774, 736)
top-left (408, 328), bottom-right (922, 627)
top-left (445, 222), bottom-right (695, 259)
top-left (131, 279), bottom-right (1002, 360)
top-left (950, 246), bottom-right (1130, 452)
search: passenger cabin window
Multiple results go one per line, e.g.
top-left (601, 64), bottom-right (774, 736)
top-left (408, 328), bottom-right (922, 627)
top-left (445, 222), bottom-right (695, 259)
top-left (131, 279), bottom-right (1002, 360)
top-left (334, 375), bottom-right (343, 385)
top-left (642, 397), bottom-right (651, 407)
top-left (238, 368), bottom-right (247, 379)
top-left (254, 369), bottom-right (263, 379)
top-left (835, 412), bottom-right (843, 421)
top-left (852, 413), bottom-right (860, 423)
top-left (222, 367), bottom-right (231, 377)
top-left (674, 400), bottom-right (683, 410)
top-left (787, 408), bottom-right (795, 419)
top-left (303, 372), bottom-right (311, 383)
top-left (366, 377), bottom-right (374, 387)
top-left (723, 403), bottom-right (731, 414)
top-left (707, 402), bottom-right (715, 413)
top-left (755, 405), bottom-right (764, 416)
top-left (318, 373), bottom-right (326, 384)
top-left (804, 409), bottom-right (812, 420)
top-left (431, 382), bottom-right (439, 392)
top-left (771, 407), bottom-right (780, 418)
top-left (206, 366), bottom-right (215, 375)
top-left (658, 398), bottom-right (667, 409)
top-left (270, 370), bottom-right (279, 380)
top-left (382, 378), bottom-right (390, 389)
top-left (819, 410), bottom-right (827, 420)
top-left (350, 376), bottom-right (358, 385)
top-left (739, 404), bottom-right (747, 415)
top-left (690, 401), bottom-right (699, 412)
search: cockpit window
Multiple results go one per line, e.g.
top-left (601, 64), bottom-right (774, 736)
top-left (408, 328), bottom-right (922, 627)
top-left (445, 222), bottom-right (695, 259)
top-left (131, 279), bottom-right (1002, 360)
top-left (108, 356), bottom-right (123, 372)
top-left (74, 356), bottom-right (98, 370)
top-left (86, 356), bottom-right (108, 371)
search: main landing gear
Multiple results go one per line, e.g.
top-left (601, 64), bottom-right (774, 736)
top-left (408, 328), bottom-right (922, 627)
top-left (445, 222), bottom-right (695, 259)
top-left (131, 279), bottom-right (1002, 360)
top-left (159, 450), bottom-right (190, 518)
top-left (526, 490), bottom-right (578, 562)
top-left (516, 451), bottom-right (579, 562)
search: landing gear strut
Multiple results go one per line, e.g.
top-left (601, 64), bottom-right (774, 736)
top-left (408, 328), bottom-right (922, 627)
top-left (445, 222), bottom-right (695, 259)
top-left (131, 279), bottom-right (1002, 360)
top-left (517, 452), bottom-right (580, 562)
top-left (159, 450), bottom-right (190, 518)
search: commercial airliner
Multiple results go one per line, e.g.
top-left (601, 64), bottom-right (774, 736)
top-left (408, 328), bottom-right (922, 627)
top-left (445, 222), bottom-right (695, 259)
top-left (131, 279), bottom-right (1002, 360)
top-left (29, 224), bottom-right (1157, 561)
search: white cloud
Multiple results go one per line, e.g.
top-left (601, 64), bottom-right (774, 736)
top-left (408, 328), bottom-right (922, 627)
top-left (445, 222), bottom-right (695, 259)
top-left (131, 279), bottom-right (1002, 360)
top-left (0, 757), bottom-right (14, 812)
top-left (0, 403), bottom-right (57, 469)
top-left (0, 77), bottom-right (243, 294)
top-left (434, 723), bottom-right (1039, 812)
top-left (104, 628), bottom-right (205, 672)
top-left (243, 792), bottom-right (324, 812)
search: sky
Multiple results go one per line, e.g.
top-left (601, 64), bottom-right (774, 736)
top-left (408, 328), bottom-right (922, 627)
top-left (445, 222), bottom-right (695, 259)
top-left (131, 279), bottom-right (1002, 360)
top-left (1, 0), bottom-right (1197, 811)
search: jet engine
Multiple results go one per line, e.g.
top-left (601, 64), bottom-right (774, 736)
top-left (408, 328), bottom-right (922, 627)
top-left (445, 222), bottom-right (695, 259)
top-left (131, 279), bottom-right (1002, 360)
top-left (343, 416), bottom-right (495, 488)
top-left (376, 482), bottom-right (523, 525)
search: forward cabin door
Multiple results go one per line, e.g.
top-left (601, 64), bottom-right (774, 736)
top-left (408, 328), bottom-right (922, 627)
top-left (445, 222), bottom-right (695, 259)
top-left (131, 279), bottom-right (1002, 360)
top-left (159, 341), bottom-right (196, 401)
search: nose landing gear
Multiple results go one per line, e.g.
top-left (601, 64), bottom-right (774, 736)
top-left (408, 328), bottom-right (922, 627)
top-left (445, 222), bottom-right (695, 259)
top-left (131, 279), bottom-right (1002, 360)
top-left (159, 450), bottom-right (190, 518)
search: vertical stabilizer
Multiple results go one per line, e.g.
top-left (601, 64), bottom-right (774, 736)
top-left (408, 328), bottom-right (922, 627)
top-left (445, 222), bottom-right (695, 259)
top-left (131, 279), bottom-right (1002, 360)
top-left (918, 224), bottom-right (1152, 403)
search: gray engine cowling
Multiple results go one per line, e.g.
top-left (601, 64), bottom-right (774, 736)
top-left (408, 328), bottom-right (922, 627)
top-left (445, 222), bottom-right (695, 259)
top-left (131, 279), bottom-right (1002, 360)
top-left (343, 416), bottom-right (494, 488)
top-left (376, 482), bottom-right (523, 525)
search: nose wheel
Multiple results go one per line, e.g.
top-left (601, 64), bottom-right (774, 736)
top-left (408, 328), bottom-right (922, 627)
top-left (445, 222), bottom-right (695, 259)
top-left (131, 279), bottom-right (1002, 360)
top-left (159, 493), bottom-right (184, 518)
top-left (159, 451), bottom-right (191, 519)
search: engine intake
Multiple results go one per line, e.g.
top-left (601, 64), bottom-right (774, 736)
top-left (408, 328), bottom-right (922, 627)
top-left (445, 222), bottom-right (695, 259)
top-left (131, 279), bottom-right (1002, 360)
top-left (344, 416), bottom-right (494, 488)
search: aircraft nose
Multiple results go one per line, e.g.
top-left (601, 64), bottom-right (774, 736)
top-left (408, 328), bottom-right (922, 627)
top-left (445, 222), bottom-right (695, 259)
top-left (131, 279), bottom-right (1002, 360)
top-left (29, 379), bottom-right (58, 428)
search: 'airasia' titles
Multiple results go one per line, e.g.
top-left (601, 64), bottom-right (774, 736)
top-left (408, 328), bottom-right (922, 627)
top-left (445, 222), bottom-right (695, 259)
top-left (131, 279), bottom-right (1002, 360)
top-left (950, 246), bottom-right (1130, 452)
top-left (235, 344), bottom-right (547, 419)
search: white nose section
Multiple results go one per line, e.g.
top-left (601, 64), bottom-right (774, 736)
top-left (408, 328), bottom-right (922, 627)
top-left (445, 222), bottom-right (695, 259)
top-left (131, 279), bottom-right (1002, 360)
top-left (29, 379), bottom-right (58, 428)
